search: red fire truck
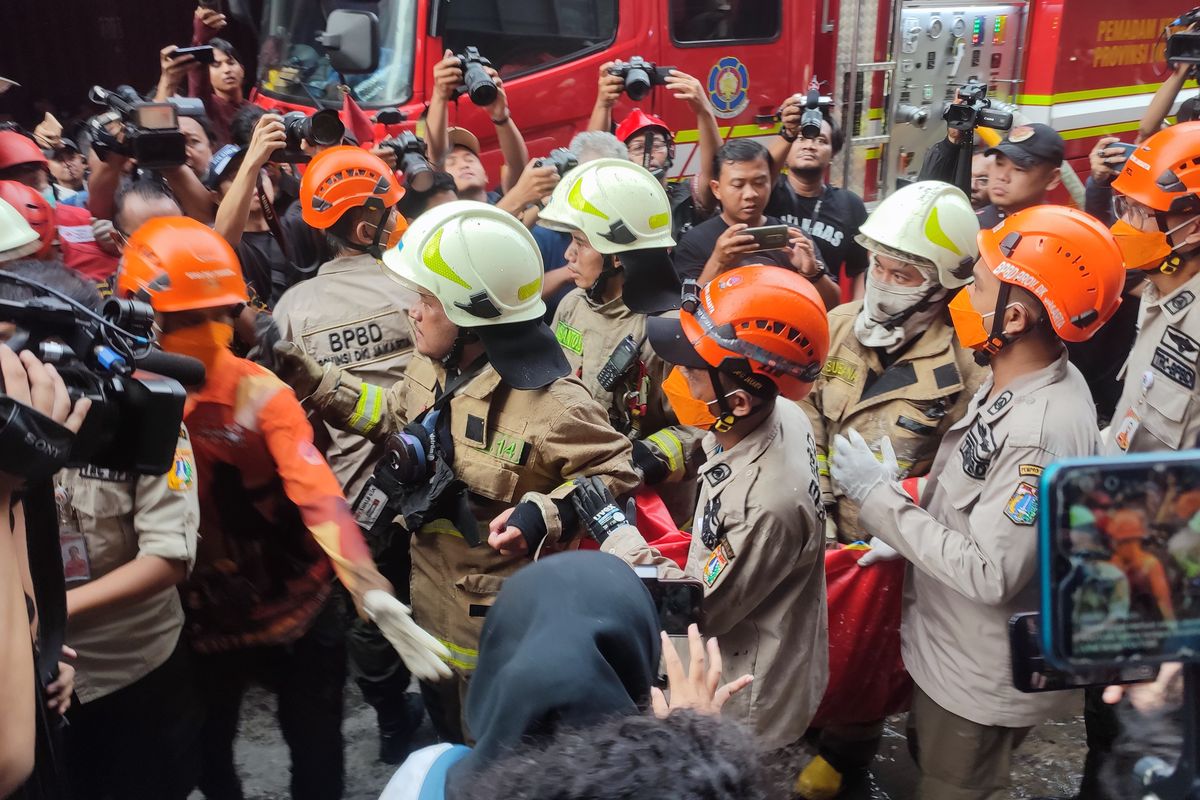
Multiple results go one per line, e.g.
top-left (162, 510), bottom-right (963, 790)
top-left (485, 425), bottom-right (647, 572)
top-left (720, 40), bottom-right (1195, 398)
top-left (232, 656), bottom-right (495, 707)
top-left (249, 0), bottom-right (1197, 202)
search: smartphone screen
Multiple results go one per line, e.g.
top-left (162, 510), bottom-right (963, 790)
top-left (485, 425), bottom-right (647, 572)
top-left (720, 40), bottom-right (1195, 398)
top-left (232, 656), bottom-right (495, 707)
top-left (1040, 452), bottom-right (1200, 669)
top-left (636, 567), bottom-right (704, 635)
top-left (1009, 612), bottom-right (1158, 692)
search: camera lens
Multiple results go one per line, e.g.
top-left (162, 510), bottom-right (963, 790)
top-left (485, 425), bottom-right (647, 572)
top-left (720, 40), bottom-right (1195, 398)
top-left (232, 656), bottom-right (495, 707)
top-left (624, 67), bottom-right (652, 101)
top-left (402, 154), bottom-right (435, 192)
top-left (463, 63), bottom-right (499, 107)
top-left (308, 109), bottom-right (345, 147)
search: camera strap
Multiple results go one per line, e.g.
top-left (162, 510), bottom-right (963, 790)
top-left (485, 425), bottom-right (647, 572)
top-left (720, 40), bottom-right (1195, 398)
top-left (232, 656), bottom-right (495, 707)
top-left (417, 353), bottom-right (491, 425)
top-left (256, 172), bottom-right (292, 261)
top-left (0, 397), bottom-right (75, 483)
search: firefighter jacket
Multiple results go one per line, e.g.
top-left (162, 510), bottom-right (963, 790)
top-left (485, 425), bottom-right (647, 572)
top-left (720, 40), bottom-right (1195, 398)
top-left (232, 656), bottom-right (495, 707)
top-left (602, 399), bottom-right (828, 749)
top-left (273, 252), bottom-right (416, 501)
top-left (855, 352), bottom-right (1093, 727)
top-left (1107, 272), bottom-right (1200, 454)
top-left (552, 288), bottom-right (702, 524)
top-left (181, 349), bottom-right (391, 654)
top-left (801, 301), bottom-right (985, 543)
top-left (306, 353), bottom-right (640, 674)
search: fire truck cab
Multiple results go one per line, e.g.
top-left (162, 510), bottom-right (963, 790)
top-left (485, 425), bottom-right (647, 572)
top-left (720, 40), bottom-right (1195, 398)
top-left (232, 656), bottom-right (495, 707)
top-left (252, 0), bottom-right (1198, 202)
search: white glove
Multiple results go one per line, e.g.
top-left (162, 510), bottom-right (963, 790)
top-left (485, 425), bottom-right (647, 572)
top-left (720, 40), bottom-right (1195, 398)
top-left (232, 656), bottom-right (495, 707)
top-left (857, 536), bottom-right (903, 567)
top-left (363, 590), bottom-right (453, 682)
top-left (830, 429), bottom-right (899, 506)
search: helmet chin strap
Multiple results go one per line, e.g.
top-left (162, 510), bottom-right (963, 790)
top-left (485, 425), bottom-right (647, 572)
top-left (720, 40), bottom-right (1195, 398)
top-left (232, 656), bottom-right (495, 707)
top-left (442, 328), bottom-right (481, 372)
top-left (973, 283), bottom-right (1020, 367)
top-left (585, 255), bottom-right (621, 303)
top-left (706, 369), bottom-right (740, 433)
top-left (348, 205), bottom-right (392, 260)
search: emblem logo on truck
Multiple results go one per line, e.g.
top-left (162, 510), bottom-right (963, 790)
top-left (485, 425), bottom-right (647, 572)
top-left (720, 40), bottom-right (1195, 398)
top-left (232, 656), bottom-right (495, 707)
top-left (708, 57), bottom-right (750, 119)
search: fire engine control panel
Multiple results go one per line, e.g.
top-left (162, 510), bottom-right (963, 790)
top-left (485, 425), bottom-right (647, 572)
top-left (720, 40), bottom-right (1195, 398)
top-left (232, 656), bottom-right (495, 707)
top-left (886, 1), bottom-right (1027, 186)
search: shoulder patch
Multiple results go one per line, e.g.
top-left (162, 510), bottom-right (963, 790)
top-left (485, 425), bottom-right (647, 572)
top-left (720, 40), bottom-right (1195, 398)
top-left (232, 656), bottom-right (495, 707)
top-left (465, 414), bottom-right (486, 445)
top-left (554, 320), bottom-right (584, 355)
top-left (702, 546), bottom-right (730, 586)
top-left (822, 357), bottom-right (859, 385)
top-left (1004, 481), bottom-right (1039, 525)
top-left (986, 390), bottom-right (1013, 416)
top-left (483, 433), bottom-right (529, 466)
top-left (1164, 290), bottom-right (1196, 316)
top-left (166, 448), bottom-right (196, 492)
top-left (1161, 326), bottom-right (1200, 364)
top-left (1019, 464), bottom-right (1044, 478)
top-left (704, 463), bottom-right (733, 486)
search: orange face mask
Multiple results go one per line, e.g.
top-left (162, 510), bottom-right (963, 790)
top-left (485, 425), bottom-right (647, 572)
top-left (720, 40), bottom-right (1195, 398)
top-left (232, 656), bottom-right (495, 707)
top-left (661, 367), bottom-right (719, 430)
top-left (947, 289), bottom-right (991, 351)
top-left (158, 321), bottom-right (233, 374)
top-left (1110, 218), bottom-right (1173, 272)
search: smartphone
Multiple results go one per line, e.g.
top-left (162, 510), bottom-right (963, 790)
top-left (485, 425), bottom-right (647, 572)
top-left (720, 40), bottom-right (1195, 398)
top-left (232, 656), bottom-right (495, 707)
top-left (741, 224), bottom-right (791, 252)
top-left (174, 45), bottom-right (216, 65)
top-left (1104, 141), bottom-right (1137, 169)
top-left (1009, 612), bottom-right (1158, 692)
top-left (1039, 451), bottom-right (1200, 671)
top-left (635, 565), bottom-right (704, 635)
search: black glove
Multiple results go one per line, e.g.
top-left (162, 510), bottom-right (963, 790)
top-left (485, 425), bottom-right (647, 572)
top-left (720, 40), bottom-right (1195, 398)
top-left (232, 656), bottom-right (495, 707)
top-left (631, 438), bottom-right (669, 485)
top-left (570, 475), bottom-right (631, 546)
top-left (247, 312), bottom-right (282, 371)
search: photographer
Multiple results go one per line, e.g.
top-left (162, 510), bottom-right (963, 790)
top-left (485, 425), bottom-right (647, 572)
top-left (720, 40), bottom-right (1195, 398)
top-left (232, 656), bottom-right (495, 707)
top-left (271, 201), bottom-right (640, 742)
top-left (184, 6), bottom-right (250, 145)
top-left (272, 145), bottom-right (419, 762)
top-left (0, 261), bottom-right (202, 800)
top-left (830, 206), bottom-right (1125, 798)
top-left (767, 97), bottom-right (869, 292)
top-left (0, 345), bottom-right (90, 798)
top-left (672, 140), bottom-right (839, 309)
top-left (113, 216), bottom-right (448, 800)
top-left (589, 62), bottom-right (722, 239)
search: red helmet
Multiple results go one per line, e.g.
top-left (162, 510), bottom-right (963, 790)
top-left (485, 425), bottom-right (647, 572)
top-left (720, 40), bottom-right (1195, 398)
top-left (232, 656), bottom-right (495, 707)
top-left (0, 131), bottom-right (48, 172)
top-left (615, 109), bottom-right (673, 144)
top-left (0, 180), bottom-right (53, 257)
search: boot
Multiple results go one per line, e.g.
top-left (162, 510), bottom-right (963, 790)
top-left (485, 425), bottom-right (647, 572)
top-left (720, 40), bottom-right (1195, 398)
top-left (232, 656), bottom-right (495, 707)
top-left (378, 692), bottom-right (426, 765)
top-left (795, 755), bottom-right (844, 800)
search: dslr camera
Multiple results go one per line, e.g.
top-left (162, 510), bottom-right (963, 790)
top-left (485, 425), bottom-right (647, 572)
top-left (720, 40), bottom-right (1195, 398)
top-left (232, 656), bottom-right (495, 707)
top-left (943, 80), bottom-right (1013, 132)
top-left (270, 109), bottom-right (346, 164)
top-left (609, 57), bottom-right (675, 102)
top-left (534, 147), bottom-right (578, 178)
top-left (380, 131), bottom-right (435, 192)
top-left (454, 47), bottom-right (499, 106)
top-left (1166, 7), bottom-right (1200, 67)
top-left (0, 273), bottom-right (196, 476)
top-left (87, 85), bottom-right (187, 170)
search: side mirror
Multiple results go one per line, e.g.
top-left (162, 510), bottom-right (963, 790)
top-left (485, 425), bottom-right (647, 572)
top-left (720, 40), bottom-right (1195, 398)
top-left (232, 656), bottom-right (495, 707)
top-left (318, 9), bottom-right (379, 75)
top-left (429, 0), bottom-right (448, 38)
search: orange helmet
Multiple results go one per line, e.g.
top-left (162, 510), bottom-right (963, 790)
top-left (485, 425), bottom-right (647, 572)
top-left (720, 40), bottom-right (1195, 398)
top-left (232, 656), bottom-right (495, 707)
top-left (0, 180), bottom-right (53, 257)
top-left (0, 131), bottom-right (47, 172)
top-left (649, 266), bottom-right (829, 401)
top-left (1112, 122), bottom-right (1200, 215)
top-left (300, 145), bottom-right (405, 230)
top-left (976, 205), bottom-right (1124, 343)
top-left (1107, 509), bottom-right (1148, 542)
top-left (116, 216), bottom-right (248, 312)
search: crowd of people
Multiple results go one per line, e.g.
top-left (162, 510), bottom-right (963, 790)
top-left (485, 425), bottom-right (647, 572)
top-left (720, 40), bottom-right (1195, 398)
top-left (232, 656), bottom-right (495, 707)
top-left (0, 4), bottom-right (1198, 800)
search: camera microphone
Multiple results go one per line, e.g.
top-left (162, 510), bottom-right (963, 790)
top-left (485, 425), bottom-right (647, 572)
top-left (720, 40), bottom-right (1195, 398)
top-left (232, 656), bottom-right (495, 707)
top-left (135, 350), bottom-right (207, 387)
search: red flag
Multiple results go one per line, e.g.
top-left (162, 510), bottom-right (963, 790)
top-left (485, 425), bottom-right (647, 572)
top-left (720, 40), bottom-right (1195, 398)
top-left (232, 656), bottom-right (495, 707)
top-left (341, 90), bottom-right (376, 149)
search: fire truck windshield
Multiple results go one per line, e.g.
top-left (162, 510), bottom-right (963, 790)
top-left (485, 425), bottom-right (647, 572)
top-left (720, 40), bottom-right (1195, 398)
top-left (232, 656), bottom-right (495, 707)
top-left (256, 0), bottom-right (416, 108)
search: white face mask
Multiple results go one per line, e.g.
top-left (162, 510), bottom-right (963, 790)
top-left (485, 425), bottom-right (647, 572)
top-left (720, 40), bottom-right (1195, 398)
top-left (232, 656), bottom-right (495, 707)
top-left (862, 272), bottom-right (932, 323)
top-left (854, 270), bottom-right (947, 351)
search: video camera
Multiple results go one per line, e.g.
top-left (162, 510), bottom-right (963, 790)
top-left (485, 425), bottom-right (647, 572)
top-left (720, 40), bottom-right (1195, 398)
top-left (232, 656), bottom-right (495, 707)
top-left (799, 78), bottom-right (834, 140)
top-left (533, 147), bottom-right (578, 178)
top-left (943, 80), bottom-right (1013, 132)
top-left (1166, 8), bottom-right (1200, 66)
top-left (454, 47), bottom-right (499, 107)
top-left (380, 131), bottom-right (435, 192)
top-left (270, 109), bottom-right (346, 164)
top-left (0, 272), bottom-right (203, 476)
top-left (87, 85), bottom-right (187, 170)
top-left (609, 57), bottom-right (675, 102)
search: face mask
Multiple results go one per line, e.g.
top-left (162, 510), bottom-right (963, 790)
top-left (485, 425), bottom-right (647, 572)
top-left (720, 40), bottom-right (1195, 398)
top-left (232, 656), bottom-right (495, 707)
top-left (1110, 218), bottom-right (1173, 272)
top-left (948, 289), bottom-right (1025, 352)
top-left (158, 320), bottom-right (233, 374)
top-left (662, 367), bottom-right (718, 429)
top-left (863, 272), bottom-right (933, 322)
top-left (40, 185), bottom-right (57, 209)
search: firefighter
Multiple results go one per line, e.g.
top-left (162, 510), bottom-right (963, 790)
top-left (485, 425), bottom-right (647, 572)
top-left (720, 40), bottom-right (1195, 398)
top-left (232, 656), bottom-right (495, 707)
top-left (270, 200), bottom-right (641, 742)
top-left (795, 181), bottom-right (985, 800)
top-left (270, 145), bottom-right (422, 763)
top-left (573, 265), bottom-right (832, 753)
top-left (830, 205), bottom-right (1124, 799)
top-left (803, 181), bottom-right (986, 546)
top-left (538, 157), bottom-right (701, 524)
top-left (115, 216), bottom-right (449, 800)
top-left (589, 62), bottom-right (722, 239)
top-left (1106, 122), bottom-right (1200, 455)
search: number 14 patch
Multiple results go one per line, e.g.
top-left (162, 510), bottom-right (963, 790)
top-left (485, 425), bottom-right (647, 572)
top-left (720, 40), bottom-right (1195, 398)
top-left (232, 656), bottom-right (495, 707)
top-left (1004, 481), bottom-right (1039, 525)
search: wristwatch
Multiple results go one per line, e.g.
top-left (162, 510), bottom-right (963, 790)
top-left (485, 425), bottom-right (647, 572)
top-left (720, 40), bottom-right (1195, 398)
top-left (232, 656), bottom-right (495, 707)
top-left (779, 128), bottom-right (799, 143)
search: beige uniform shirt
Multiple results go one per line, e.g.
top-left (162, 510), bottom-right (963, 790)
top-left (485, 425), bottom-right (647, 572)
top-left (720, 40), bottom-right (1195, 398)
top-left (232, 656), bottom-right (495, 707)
top-left (801, 302), bottom-right (985, 541)
top-left (59, 428), bottom-right (200, 703)
top-left (552, 289), bottom-right (702, 523)
top-left (1106, 273), bottom-right (1200, 454)
top-left (857, 352), bottom-right (1093, 727)
top-left (273, 253), bottom-right (416, 500)
top-left (308, 354), bottom-right (640, 672)
top-left (603, 400), bottom-right (828, 749)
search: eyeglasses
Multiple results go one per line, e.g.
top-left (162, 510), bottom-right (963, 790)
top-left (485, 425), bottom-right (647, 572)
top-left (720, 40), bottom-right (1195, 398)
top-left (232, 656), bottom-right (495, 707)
top-left (627, 141), bottom-right (669, 156)
top-left (1112, 195), bottom-right (1155, 228)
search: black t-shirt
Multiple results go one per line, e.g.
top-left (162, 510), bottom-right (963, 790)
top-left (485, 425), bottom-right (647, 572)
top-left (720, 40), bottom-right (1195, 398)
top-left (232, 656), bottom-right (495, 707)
top-left (765, 181), bottom-right (869, 280)
top-left (235, 230), bottom-right (291, 308)
top-left (667, 180), bottom-right (703, 242)
top-left (976, 204), bottom-right (1004, 229)
top-left (672, 214), bottom-right (825, 281)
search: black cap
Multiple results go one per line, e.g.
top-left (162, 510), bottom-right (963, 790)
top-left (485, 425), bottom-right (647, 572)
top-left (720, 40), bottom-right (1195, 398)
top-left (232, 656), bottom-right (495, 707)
top-left (985, 123), bottom-right (1065, 168)
top-left (204, 143), bottom-right (245, 190)
top-left (646, 312), bottom-right (707, 369)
